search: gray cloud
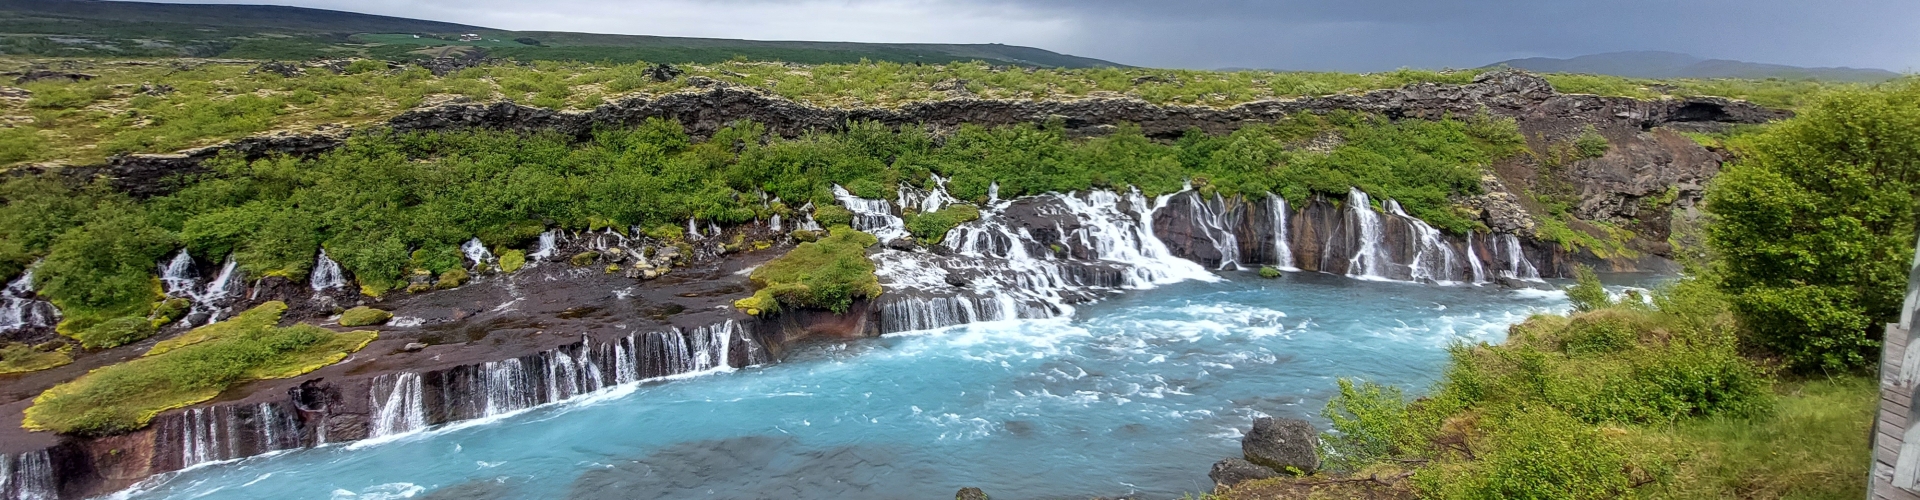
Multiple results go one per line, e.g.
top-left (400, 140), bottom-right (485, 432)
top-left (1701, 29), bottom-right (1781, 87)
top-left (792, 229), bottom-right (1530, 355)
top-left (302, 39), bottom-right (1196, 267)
top-left (158, 0), bottom-right (1920, 71)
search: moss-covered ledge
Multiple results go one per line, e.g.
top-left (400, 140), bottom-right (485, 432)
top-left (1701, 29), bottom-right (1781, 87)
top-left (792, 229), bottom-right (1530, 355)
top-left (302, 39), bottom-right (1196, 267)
top-left (734, 226), bottom-right (881, 316)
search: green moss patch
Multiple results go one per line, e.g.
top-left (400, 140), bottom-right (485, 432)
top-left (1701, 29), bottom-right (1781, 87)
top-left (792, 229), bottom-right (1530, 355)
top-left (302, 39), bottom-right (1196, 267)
top-left (338, 306), bottom-right (393, 327)
top-left (903, 205), bottom-right (980, 245)
top-left (734, 226), bottom-right (881, 315)
top-left (25, 301), bottom-right (376, 436)
top-left (0, 342), bottom-right (73, 374)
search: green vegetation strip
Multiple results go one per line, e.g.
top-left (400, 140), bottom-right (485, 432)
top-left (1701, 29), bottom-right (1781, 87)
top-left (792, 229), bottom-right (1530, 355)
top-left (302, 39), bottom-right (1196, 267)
top-left (24, 301), bottom-right (375, 436)
top-left (734, 226), bottom-right (881, 315)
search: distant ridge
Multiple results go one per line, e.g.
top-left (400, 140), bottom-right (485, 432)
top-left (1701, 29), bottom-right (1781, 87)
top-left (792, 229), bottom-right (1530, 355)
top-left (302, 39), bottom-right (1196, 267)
top-left (0, 0), bottom-right (1124, 68)
top-left (1488, 51), bottom-right (1899, 82)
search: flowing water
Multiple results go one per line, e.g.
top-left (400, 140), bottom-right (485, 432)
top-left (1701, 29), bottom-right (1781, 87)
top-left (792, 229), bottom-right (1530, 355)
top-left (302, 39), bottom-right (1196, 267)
top-left (119, 273), bottom-right (1574, 500)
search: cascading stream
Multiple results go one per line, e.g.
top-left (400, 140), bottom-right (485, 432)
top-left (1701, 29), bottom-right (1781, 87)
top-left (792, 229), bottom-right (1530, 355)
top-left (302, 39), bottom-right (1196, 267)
top-left (0, 269), bottom-right (57, 335)
top-left (310, 250), bottom-right (348, 292)
top-left (1340, 188), bottom-right (1391, 280)
top-left (461, 238), bottom-right (496, 270)
top-left (1267, 194), bottom-right (1297, 271)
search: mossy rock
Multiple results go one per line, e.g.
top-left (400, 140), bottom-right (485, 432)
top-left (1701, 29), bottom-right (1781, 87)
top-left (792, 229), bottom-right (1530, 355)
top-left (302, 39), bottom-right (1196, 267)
top-left (604, 263), bottom-right (621, 274)
top-left (339, 306), bottom-right (393, 327)
top-left (148, 297), bottom-right (192, 326)
top-left (436, 268), bottom-right (469, 289)
top-left (499, 250), bottom-right (527, 273)
top-left (1259, 266), bottom-right (1283, 279)
top-left (570, 251), bottom-right (600, 267)
top-left (790, 229), bottom-right (820, 242)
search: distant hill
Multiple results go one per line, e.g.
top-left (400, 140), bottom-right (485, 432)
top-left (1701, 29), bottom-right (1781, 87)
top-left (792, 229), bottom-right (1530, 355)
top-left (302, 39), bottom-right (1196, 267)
top-left (0, 0), bottom-right (1123, 68)
top-left (1488, 51), bottom-right (1899, 82)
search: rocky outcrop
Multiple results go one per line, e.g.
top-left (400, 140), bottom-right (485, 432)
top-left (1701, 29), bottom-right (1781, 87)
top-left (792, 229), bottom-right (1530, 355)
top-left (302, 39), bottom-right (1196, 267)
top-left (1242, 417), bottom-right (1320, 474)
top-left (1210, 457), bottom-right (1282, 489)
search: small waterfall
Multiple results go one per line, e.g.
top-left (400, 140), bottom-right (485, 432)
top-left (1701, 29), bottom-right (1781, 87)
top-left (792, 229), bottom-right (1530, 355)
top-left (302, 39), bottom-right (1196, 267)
top-left (528, 230), bottom-right (559, 263)
top-left (4, 450), bottom-right (55, 500)
top-left (686, 218), bottom-right (703, 241)
top-left (310, 249), bottom-right (347, 291)
top-left (200, 259), bottom-right (243, 323)
top-left (1387, 200), bottom-right (1461, 284)
top-left (255, 402), bottom-right (299, 453)
top-left (768, 214), bottom-right (783, 233)
top-left (481, 359), bottom-right (534, 416)
top-left (1464, 234), bottom-right (1488, 285)
top-left (898, 175), bottom-right (956, 213)
top-left (1185, 193), bottom-right (1243, 271)
top-left (460, 238), bottom-right (495, 269)
top-left (0, 270), bottom-right (58, 335)
top-left (159, 250), bottom-right (199, 297)
top-left (1341, 188), bottom-right (1390, 280)
top-left (1499, 234), bottom-right (1543, 282)
top-left (1267, 194), bottom-right (1297, 271)
top-left (166, 407), bottom-right (234, 467)
top-left (369, 373), bottom-right (426, 438)
top-left (833, 184), bottom-right (907, 242)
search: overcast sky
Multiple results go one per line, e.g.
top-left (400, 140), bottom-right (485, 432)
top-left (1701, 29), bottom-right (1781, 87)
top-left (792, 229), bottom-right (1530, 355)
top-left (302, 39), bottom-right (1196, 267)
top-left (159, 0), bottom-right (1919, 72)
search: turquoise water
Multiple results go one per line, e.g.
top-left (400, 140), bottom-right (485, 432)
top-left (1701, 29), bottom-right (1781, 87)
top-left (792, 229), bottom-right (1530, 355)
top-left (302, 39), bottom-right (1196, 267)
top-left (122, 272), bottom-right (1572, 500)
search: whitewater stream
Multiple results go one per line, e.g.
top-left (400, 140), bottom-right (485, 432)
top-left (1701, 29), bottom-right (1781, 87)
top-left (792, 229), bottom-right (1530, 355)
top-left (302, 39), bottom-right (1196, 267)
top-left (116, 271), bottom-right (1578, 500)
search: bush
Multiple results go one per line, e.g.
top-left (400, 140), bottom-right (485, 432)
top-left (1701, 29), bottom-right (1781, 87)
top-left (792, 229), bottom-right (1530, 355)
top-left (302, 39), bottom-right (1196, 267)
top-left (338, 306), bottom-right (393, 327)
top-left (813, 205), bottom-right (855, 227)
top-left (735, 226), bottom-right (880, 315)
top-left (25, 302), bottom-right (376, 435)
top-left (1573, 125), bottom-right (1610, 159)
top-left (902, 205), bottom-right (980, 244)
top-left (1565, 265), bottom-right (1611, 313)
top-left (1321, 379), bottom-right (1412, 471)
top-left (1419, 405), bottom-right (1637, 500)
top-left (1705, 79), bottom-right (1920, 373)
top-left (77, 316), bottom-right (158, 349)
top-left (1258, 265), bottom-right (1282, 279)
top-left (0, 342), bottom-right (73, 374)
top-left (1560, 309), bottom-right (1638, 355)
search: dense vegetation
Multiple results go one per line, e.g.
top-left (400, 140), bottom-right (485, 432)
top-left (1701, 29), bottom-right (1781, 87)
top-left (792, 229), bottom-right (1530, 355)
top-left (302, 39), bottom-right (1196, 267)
top-left (1704, 79), bottom-right (1920, 373)
top-left (735, 226), bottom-right (882, 315)
top-left (1216, 77), bottom-right (1918, 500)
top-left (1, 111), bottom-right (1522, 345)
top-left (23, 301), bottom-right (376, 435)
top-left (0, 56), bottom-right (1857, 168)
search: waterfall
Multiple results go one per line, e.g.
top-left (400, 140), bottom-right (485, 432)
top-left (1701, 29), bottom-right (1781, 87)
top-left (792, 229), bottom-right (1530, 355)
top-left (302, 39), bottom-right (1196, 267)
top-left (870, 187), bottom-right (1215, 334)
top-left (461, 238), bottom-right (495, 269)
top-left (200, 259), bottom-right (243, 323)
top-left (1186, 193), bottom-right (1243, 271)
top-left (310, 249), bottom-right (347, 291)
top-left (1387, 200), bottom-right (1461, 284)
top-left (256, 402), bottom-right (298, 453)
top-left (0, 270), bottom-right (57, 335)
top-left (686, 218), bottom-right (703, 241)
top-left (1500, 234), bottom-right (1543, 282)
top-left (898, 175), bottom-right (956, 213)
top-left (1267, 194), bottom-right (1297, 271)
top-left (369, 373), bottom-right (426, 438)
top-left (833, 184), bottom-right (907, 242)
top-left (769, 214), bottom-right (783, 233)
top-left (482, 359), bottom-right (534, 416)
top-left (159, 250), bottom-right (199, 297)
top-left (527, 230), bottom-right (560, 264)
top-left (4, 450), bottom-right (55, 500)
top-left (1464, 234), bottom-right (1488, 285)
top-left (1341, 188), bottom-right (1390, 280)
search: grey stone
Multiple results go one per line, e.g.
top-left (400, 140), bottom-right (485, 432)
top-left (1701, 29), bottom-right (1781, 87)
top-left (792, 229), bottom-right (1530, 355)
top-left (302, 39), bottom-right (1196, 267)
top-left (1210, 458), bottom-right (1280, 489)
top-left (1242, 417), bottom-right (1319, 474)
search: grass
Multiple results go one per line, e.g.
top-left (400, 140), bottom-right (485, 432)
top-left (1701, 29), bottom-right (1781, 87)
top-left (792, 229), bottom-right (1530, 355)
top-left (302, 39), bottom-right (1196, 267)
top-left (23, 301), bottom-right (376, 436)
top-left (0, 55), bottom-right (1857, 168)
top-left (734, 225), bottom-right (881, 315)
top-left (1643, 376), bottom-right (1873, 500)
top-left (0, 342), bottom-right (72, 374)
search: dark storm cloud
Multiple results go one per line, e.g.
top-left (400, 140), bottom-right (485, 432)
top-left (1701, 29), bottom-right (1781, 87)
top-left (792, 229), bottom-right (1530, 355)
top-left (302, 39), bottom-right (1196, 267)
top-left (157, 0), bottom-right (1920, 71)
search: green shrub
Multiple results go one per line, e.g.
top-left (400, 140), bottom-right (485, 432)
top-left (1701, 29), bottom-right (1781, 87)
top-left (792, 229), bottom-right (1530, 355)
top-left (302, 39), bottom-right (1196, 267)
top-left (1705, 79), bottom-right (1920, 373)
top-left (1321, 379), bottom-right (1413, 471)
top-left (26, 301), bottom-right (376, 435)
top-left (813, 205), bottom-right (855, 227)
top-left (735, 226), bottom-right (881, 315)
top-left (1573, 125), bottom-right (1610, 159)
top-left (76, 316), bottom-right (157, 349)
top-left (903, 205), bottom-right (980, 244)
top-left (338, 306), bottom-right (393, 327)
top-left (1559, 310), bottom-right (1638, 355)
top-left (1565, 265), bottom-right (1611, 313)
top-left (1420, 405), bottom-right (1637, 500)
top-left (1258, 265), bottom-right (1282, 279)
top-left (498, 249), bottom-right (527, 273)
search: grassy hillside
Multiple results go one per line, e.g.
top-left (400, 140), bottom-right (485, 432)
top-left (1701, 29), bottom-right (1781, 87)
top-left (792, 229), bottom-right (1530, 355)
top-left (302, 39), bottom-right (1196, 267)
top-left (0, 0), bottom-right (1119, 67)
top-left (1491, 51), bottom-right (1901, 82)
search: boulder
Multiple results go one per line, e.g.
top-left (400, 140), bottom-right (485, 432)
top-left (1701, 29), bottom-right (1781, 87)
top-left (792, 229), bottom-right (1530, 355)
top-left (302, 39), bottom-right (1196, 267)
top-left (1209, 458), bottom-right (1280, 489)
top-left (955, 487), bottom-right (988, 500)
top-left (1242, 417), bottom-right (1319, 474)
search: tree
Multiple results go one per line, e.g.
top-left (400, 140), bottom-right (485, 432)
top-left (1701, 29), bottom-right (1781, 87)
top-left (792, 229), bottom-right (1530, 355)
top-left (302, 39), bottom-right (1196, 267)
top-left (1705, 79), bottom-right (1920, 373)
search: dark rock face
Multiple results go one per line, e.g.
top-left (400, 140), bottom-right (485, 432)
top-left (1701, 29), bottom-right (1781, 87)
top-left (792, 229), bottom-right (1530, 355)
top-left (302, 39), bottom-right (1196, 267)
top-left (1242, 417), bottom-right (1320, 474)
top-left (1210, 457), bottom-right (1281, 489)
